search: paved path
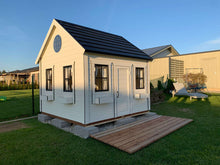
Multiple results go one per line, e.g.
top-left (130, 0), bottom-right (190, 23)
top-left (0, 116), bottom-right (37, 125)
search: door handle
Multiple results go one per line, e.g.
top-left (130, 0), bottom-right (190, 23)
top-left (116, 91), bottom-right (119, 98)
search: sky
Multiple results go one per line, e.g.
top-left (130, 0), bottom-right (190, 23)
top-left (1, 0), bottom-right (220, 71)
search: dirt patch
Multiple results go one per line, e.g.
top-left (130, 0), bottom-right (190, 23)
top-left (0, 122), bottom-right (29, 133)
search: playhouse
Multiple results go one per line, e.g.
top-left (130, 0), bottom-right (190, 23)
top-left (35, 19), bottom-right (152, 126)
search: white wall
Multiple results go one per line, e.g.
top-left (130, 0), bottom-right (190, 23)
top-left (84, 53), bottom-right (150, 124)
top-left (39, 20), bottom-right (85, 124)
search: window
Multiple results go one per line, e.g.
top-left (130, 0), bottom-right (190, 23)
top-left (63, 66), bottom-right (72, 92)
top-left (136, 67), bottom-right (144, 89)
top-left (53, 35), bottom-right (62, 53)
top-left (95, 64), bottom-right (109, 92)
top-left (46, 69), bottom-right (52, 91)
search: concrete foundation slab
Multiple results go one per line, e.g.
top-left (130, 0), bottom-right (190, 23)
top-left (114, 117), bottom-right (136, 127)
top-left (37, 112), bottom-right (159, 139)
top-left (38, 114), bottom-right (53, 123)
top-left (97, 122), bottom-right (115, 132)
top-left (51, 118), bottom-right (71, 128)
top-left (70, 125), bottom-right (99, 139)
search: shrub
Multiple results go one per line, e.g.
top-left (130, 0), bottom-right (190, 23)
top-left (150, 89), bottom-right (165, 104)
top-left (164, 79), bottom-right (175, 94)
top-left (0, 82), bottom-right (39, 91)
top-left (157, 80), bottom-right (164, 90)
top-left (150, 82), bottom-right (154, 89)
top-left (183, 73), bottom-right (207, 85)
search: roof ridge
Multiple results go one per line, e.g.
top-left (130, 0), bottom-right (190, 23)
top-left (142, 45), bottom-right (171, 51)
top-left (55, 19), bottom-right (122, 38)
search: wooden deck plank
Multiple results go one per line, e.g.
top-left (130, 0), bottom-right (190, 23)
top-left (115, 117), bottom-right (184, 148)
top-left (104, 116), bottom-right (176, 145)
top-left (91, 116), bottom-right (193, 154)
top-left (119, 118), bottom-right (189, 151)
top-left (92, 115), bottom-right (161, 138)
top-left (97, 116), bottom-right (170, 142)
top-left (127, 119), bottom-right (193, 153)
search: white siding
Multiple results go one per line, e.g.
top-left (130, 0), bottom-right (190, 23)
top-left (84, 53), bottom-right (150, 124)
top-left (39, 21), bottom-right (85, 124)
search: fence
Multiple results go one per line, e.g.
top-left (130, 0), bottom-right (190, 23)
top-left (0, 75), bottom-right (39, 122)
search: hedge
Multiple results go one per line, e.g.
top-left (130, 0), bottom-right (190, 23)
top-left (0, 82), bottom-right (39, 91)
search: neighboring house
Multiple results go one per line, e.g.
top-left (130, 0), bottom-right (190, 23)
top-left (143, 45), bottom-right (179, 59)
top-left (0, 66), bottom-right (39, 85)
top-left (35, 19), bottom-right (152, 126)
top-left (144, 45), bottom-right (220, 92)
top-left (0, 76), bottom-right (4, 82)
top-left (143, 45), bottom-right (179, 87)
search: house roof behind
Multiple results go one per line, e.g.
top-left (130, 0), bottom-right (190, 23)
top-left (142, 45), bottom-right (171, 56)
top-left (9, 66), bottom-right (39, 74)
top-left (56, 19), bottom-right (152, 60)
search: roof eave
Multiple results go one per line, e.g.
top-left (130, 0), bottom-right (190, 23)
top-left (85, 50), bottom-right (153, 61)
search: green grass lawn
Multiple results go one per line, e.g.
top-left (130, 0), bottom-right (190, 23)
top-left (0, 94), bottom-right (219, 164)
top-left (0, 89), bottom-right (39, 121)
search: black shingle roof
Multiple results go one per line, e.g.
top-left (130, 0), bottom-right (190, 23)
top-left (56, 19), bottom-right (152, 60)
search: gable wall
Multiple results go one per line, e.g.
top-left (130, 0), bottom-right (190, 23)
top-left (149, 58), bottom-right (169, 87)
top-left (39, 22), bottom-right (85, 123)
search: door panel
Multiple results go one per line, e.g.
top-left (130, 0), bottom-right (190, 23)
top-left (116, 67), bottom-right (130, 117)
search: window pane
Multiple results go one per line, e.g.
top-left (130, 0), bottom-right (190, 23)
top-left (95, 78), bottom-right (102, 91)
top-left (68, 79), bottom-right (72, 91)
top-left (95, 66), bottom-right (102, 77)
top-left (48, 80), bottom-right (52, 90)
top-left (102, 79), bottom-right (108, 90)
top-left (67, 67), bottom-right (71, 78)
top-left (136, 79), bottom-right (140, 89)
top-left (140, 79), bottom-right (144, 89)
top-left (64, 68), bottom-right (67, 79)
top-left (102, 66), bottom-right (108, 77)
top-left (65, 80), bottom-right (68, 90)
top-left (50, 70), bottom-right (52, 79)
top-left (140, 69), bottom-right (144, 78)
top-left (46, 81), bottom-right (49, 90)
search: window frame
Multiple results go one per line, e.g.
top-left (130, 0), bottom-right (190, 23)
top-left (136, 67), bottom-right (145, 89)
top-left (63, 65), bottom-right (72, 92)
top-left (46, 68), bottom-right (52, 91)
top-left (95, 64), bottom-right (109, 92)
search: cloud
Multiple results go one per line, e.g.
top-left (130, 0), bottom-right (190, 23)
top-left (190, 37), bottom-right (220, 53)
top-left (204, 38), bottom-right (220, 44)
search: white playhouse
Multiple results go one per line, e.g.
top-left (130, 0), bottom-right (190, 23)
top-left (35, 19), bottom-right (153, 126)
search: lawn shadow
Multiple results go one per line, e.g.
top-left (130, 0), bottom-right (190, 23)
top-left (170, 95), bottom-right (211, 106)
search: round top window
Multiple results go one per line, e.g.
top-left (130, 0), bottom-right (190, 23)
top-left (53, 35), bottom-right (62, 52)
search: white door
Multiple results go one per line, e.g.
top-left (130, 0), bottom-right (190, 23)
top-left (116, 66), bottom-right (130, 117)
